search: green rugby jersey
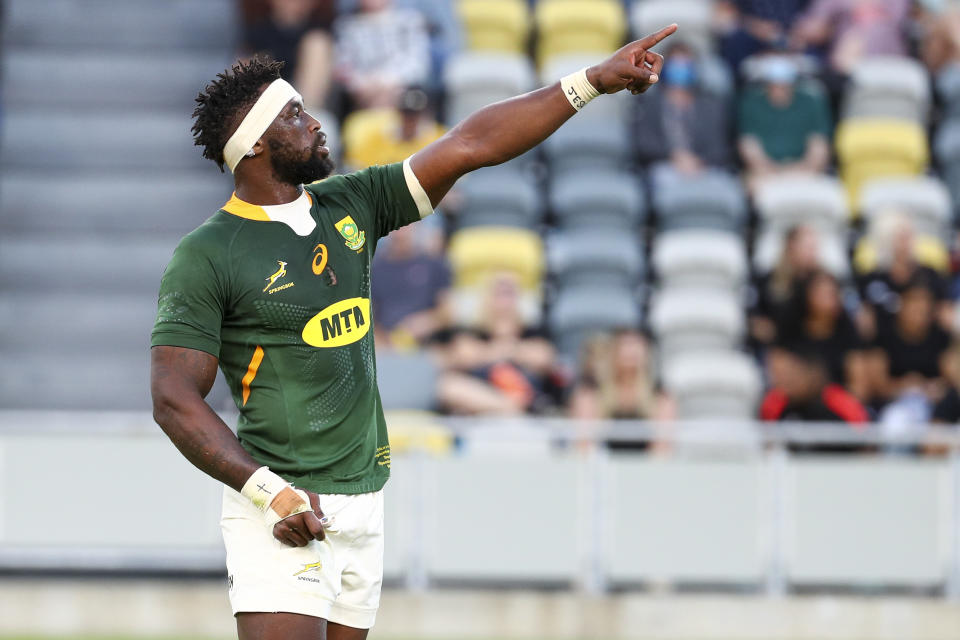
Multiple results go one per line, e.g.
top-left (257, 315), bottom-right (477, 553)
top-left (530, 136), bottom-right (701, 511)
top-left (152, 161), bottom-right (429, 494)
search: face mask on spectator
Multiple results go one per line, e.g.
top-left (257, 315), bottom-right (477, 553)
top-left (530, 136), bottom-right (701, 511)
top-left (663, 59), bottom-right (697, 88)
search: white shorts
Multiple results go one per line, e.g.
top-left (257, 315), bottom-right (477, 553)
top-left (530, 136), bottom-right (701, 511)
top-left (221, 486), bottom-right (385, 629)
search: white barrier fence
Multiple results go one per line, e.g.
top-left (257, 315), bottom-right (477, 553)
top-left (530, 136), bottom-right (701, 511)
top-left (0, 411), bottom-right (958, 600)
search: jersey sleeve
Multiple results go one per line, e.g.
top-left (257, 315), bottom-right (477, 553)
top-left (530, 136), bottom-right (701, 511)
top-left (151, 234), bottom-right (228, 358)
top-left (338, 160), bottom-right (433, 239)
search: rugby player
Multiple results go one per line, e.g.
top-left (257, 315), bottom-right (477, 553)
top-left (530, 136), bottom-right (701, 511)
top-left (151, 23), bottom-right (677, 640)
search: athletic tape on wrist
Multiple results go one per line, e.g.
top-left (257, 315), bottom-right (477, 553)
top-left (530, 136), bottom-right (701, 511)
top-left (560, 68), bottom-right (601, 112)
top-left (223, 79), bottom-right (302, 173)
top-left (240, 466), bottom-right (290, 513)
top-left (265, 488), bottom-right (313, 529)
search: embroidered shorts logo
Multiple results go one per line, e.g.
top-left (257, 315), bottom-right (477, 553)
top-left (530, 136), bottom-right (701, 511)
top-left (334, 215), bottom-right (365, 251)
top-left (293, 560), bottom-right (323, 583)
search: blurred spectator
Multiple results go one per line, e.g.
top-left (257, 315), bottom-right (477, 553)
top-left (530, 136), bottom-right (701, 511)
top-left (343, 86), bottom-right (446, 169)
top-left (790, 0), bottom-right (911, 77)
top-left (932, 342), bottom-right (960, 422)
top-left (771, 270), bottom-right (869, 399)
top-left (715, 0), bottom-right (811, 72)
top-left (737, 56), bottom-right (831, 191)
top-left (748, 225), bottom-right (821, 347)
top-left (335, 0), bottom-right (431, 109)
top-left (760, 348), bottom-right (869, 423)
top-left (636, 42), bottom-right (732, 176)
top-left (568, 330), bottom-right (674, 422)
top-left (858, 215), bottom-right (952, 339)
top-left (435, 275), bottom-right (558, 415)
top-left (372, 223), bottom-right (451, 351)
top-left (242, 0), bottom-right (335, 109)
top-left (870, 277), bottom-right (952, 428)
top-left (917, 0), bottom-right (960, 73)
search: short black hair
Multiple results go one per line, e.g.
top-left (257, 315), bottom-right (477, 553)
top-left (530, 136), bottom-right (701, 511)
top-left (191, 56), bottom-right (285, 172)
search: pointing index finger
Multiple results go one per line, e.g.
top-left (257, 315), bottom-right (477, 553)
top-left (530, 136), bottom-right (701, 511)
top-left (637, 23), bottom-right (678, 49)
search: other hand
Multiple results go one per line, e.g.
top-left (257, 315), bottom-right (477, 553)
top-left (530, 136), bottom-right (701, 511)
top-left (587, 24), bottom-right (678, 95)
top-left (272, 488), bottom-right (326, 547)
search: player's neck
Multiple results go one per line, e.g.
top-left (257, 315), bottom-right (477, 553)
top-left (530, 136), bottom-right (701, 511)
top-left (233, 176), bottom-right (303, 207)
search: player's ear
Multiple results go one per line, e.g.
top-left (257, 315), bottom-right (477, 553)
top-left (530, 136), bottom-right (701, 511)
top-left (249, 139), bottom-right (265, 158)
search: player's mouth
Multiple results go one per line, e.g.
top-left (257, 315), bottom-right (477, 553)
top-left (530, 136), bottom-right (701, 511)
top-left (312, 133), bottom-right (329, 157)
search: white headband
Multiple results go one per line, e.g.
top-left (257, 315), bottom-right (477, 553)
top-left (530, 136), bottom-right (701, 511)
top-left (223, 79), bottom-right (302, 173)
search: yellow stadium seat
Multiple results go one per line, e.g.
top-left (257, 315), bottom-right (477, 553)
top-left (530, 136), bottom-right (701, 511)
top-left (835, 118), bottom-right (929, 208)
top-left (459, 0), bottom-right (530, 55)
top-left (341, 108), bottom-right (445, 169)
top-left (384, 410), bottom-right (455, 456)
top-left (853, 234), bottom-right (950, 274)
top-left (447, 226), bottom-right (545, 290)
top-left (535, 0), bottom-right (626, 65)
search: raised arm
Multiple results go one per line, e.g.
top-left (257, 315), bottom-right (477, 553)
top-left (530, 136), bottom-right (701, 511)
top-left (151, 345), bottom-right (325, 547)
top-left (410, 24), bottom-right (678, 206)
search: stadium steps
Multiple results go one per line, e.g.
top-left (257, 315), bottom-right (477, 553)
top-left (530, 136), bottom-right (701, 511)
top-left (0, 0), bottom-right (237, 410)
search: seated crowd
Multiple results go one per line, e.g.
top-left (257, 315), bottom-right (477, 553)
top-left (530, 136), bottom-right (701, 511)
top-left (238, 0), bottom-right (960, 446)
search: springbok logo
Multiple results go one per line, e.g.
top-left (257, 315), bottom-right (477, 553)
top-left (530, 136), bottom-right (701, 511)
top-left (263, 260), bottom-right (288, 292)
top-left (293, 561), bottom-right (323, 576)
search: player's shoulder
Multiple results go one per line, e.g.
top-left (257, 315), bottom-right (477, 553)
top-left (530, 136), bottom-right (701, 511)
top-left (172, 212), bottom-right (241, 260)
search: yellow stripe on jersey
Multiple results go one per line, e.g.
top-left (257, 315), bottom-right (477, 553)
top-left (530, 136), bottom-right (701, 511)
top-left (241, 346), bottom-right (265, 406)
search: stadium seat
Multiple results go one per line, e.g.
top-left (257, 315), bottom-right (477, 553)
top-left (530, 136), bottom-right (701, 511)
top-left (443, 52), bottom-right (536, 125)
top-left (535, 0), bottom-right (626, 65)
top-left (1, 111), bottom-right (203, 171)
top-left (5, 0), bottom-right (236, 49)
top-left (375, 352), bottom-right (439, 411)
top-left (543, 119), bottom-right (632, 175)
top-left (853, 234), bottom-right (950, 275)
top-left (457, 0), bottom-right (530, 55)
top-left (2, 50), bottom-right (232, 109)
top-left (842, 57), bottom-right (930, 124)
top-left (754, 175), bottom-right (848, 230)
top-left (548, 229), bottom-right (643, 289)
top-left (447, 227), bottom-right (544, 291)
top-left (456, 167), bottom-right (542, 229)
top-left (752, 227), bottom-right (850, 277)
top-left (652, 230), bottom-right (747, 292)
top-left (0, 172), bottom-right (230, 235)
top-left (631, 0), bottom-right (715, 55)
top-left (936, 62), bottom-right (960, 120)
top-left (835, 118), bottom-right (929, 206)
top-left (649, 288), bottom-right (744, 358)
top-left (858, 176), bottom-right (952, 239)
top-left (548, 169), bottom-right (645, 230)
top-left (548, 284), bottom-right (641, 359)
top-left (652, 169), bottom-right (746, 232)
top-left (661, 350), bottom-right (762, 420)
top-left (0, 236), bottom-right (174, 294)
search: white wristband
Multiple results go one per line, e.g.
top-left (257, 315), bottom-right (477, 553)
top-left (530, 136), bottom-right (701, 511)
top-left (240, 466), bottom-right (288, 513)
top-left (560, 68), bottom-right (601, 112)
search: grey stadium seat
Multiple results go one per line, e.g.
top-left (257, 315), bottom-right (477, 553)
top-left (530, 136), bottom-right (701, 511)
top-left (376, 351), bottom-right (439, 411)
top-left (4, 0), bottom-right (237, 50)
top-left (3, 51), bottom-right (232, 109)
top-left (649, 288), bottom-right (744, 358)
top-left (444, 52), bottom-right (535, 126)
top-left (843, 56), bottom-right (930, 124)
top-left (653, 170), bottom-right (746, 232)
top-left (549, 285), bottom-right (641, 360)
top-left (456, 167), bottom-right (541, 229)
top-left (0, 172), bottom-right (231, 235)
top-left (543, 120), bottom-right (632, 175)
top-left (549, 169), bottom-right (645, 229)
top-left (754, 174), bottom-right (848, 232)
top-left (859, 176), bottom-right (952, 239)
top-left (652, 230), bottom-right (746, 291)
top-left (661, 350), bottom-right (762, 420)
top-left (548, 229), bottom-right (643, 289)
top-left (934, 119), bottom-right (960, 218)
top-left (1, 112), bottom-right (204, 171)
top-left (0, 236), bottom-right (175, 294)
top-left (631, 0), bottom-right (715, 55)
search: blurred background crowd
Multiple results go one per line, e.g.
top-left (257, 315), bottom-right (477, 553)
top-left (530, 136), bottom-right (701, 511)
top-left (251, 0), bottom-right (960, 441)
top-left (5, 0), bottom-right (960, 446)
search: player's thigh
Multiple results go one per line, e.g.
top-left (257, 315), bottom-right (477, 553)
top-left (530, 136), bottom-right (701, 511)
top-left (327, 621), bottom-right (369, 640)
top-left (237, 612), bottom-right (326, 640)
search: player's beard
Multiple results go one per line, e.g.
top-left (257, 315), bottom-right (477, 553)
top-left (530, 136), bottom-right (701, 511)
top-left (268, 136), bottom-right (335, 185)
